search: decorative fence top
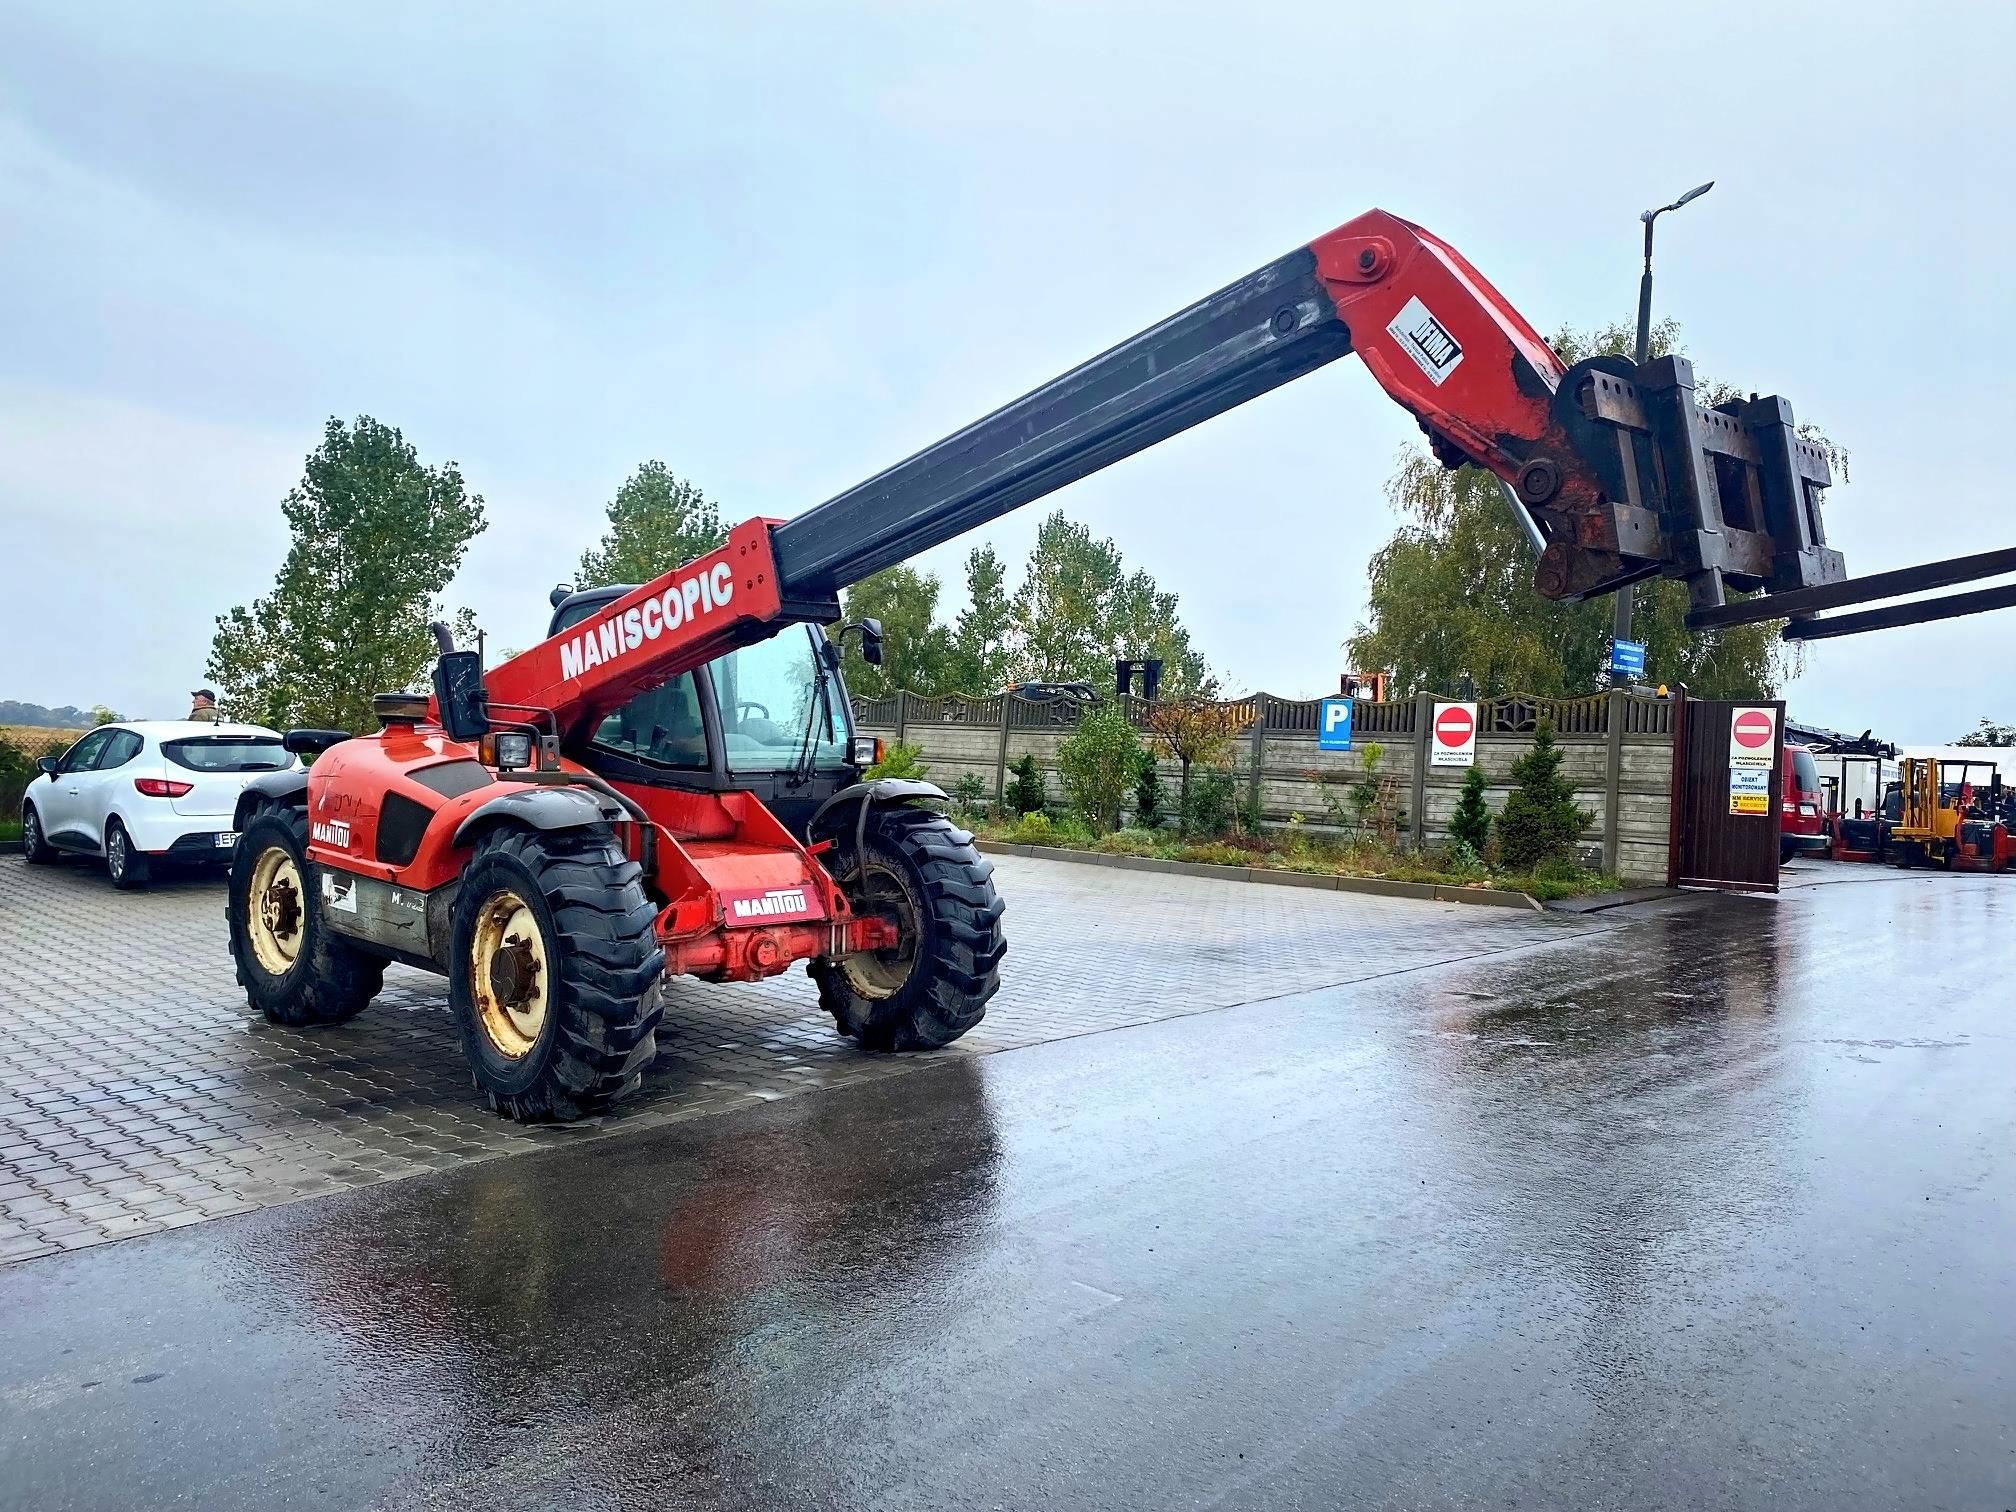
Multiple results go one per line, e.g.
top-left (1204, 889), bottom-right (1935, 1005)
top-left (854, 688), bottom-right (1676, 737)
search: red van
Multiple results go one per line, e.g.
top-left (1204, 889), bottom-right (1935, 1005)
top-left (1781, 742), bottom-right (1827, 864)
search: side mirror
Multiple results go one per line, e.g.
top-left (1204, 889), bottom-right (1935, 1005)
top-left (835, 617), bottom-right (885, 667)
top-left (429, 620), bottom-right (489, 744)
top-left (36, 756), bottom-right (58, 777)
top-left (433, 650), bottom-right (489, 743)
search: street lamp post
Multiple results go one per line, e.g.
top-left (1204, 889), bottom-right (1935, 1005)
top-left (1613, 179), bottom-right (1714, 686)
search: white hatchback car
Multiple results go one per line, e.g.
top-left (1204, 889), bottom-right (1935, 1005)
top-left (20, 722), bottom-right (297, 888)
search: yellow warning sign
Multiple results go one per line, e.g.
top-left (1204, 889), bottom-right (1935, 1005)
top-left (1730, 792), bottom-right (1770, 816)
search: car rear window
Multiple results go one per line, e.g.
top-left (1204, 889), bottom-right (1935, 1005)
top-left (1791, 748), bottom-right (1820, 797)
top-left (162, 737), bottom-right (292, 773)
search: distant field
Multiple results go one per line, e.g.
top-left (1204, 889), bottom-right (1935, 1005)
top-left (2, 724), bottom-right (84, 752)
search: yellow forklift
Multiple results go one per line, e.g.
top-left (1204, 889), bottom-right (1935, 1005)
top-left (1888, 757), bottom-right (2010, 871)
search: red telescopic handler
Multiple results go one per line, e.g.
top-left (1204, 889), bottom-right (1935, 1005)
top-left (225, 208), bottom-right (2016, 1119)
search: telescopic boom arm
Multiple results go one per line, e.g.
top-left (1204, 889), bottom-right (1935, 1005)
top-left (487, 207), bottom-right (2008, 731)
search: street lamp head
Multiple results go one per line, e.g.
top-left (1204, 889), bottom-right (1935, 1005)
top-left (1646, 180), bottom-right (1716, 222)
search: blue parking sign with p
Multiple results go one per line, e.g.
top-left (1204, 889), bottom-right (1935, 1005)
top-left (1318, 697), bottom-right (1353, 751)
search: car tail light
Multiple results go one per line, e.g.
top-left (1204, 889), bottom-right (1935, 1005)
top-left (134, 777), bottom-right (194, 798)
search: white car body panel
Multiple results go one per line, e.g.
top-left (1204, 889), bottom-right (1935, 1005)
top-left (24, 721), bottom-right (294, 876)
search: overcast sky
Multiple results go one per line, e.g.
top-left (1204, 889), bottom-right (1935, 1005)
top-left (5, 1), bottom-right (2012, 741)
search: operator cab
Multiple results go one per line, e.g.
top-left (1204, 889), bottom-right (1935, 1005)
top-left (546, 585), bottom-right (869, 839)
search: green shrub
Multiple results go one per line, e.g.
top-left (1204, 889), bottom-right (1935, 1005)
top-left (1448, 763), bottom-right (1491, 854)
top-left (0, 734), bottom-right (35, 822)
top-left (1441, 837), bottom-right (1485, 876)
top-left (1133, 750), bottom-right (1164, 829)
top-left (1008, 753), bottom-right (1046, 816)
top-left (866, 740), bottom-right (928, 780)
top-left (1007, 811), bottom-right (1054, 843)
top-left (1055, 703), bottom-right (1142, 834)
top-left (952, 771), bottom-right (988, 818)
top-left (1183, 764), bottom-right (1238, 837)
top-left (1495, 722), bottom-right (1589, 872)
top-left (1097, 827), bottom-right (1162, 857)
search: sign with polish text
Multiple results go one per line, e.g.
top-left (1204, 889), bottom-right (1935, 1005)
top-left (1430, 702), bottom-right (1478, 767)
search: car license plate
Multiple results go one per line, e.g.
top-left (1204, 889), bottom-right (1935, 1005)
top-left (215, 831), bottom-right (238, 849)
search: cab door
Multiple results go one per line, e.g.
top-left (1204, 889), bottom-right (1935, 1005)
top-left (39, 728), bottom-right (115, 848)
top-left (76, 729), bottom-right (144, 850)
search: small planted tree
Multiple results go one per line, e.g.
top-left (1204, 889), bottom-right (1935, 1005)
top-left (1495, 721), bottom-right (1589, 872)
top-left (1182, 765), bottom-right (1239, 838)
top-left (1133, 749), bottom-right (1164, 829)
top-left (1448, 763), bottom-right (1492, 856)
top-left (1056, 703), bottom-right (1142, 834)
top-left (952, 771), bottom-right (988, 819)
top-left (1008, 754), bottom-right (1047, 816)
top-left (1344, 742), bottom-right (1403, 848)
top-left (1146, 697), bottom-right (1248, 835)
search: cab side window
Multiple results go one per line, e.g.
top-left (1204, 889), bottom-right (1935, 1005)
top-left (98, 731), bottom-right (144, 769)
top-left (58, 729), bottom-right (114, 773)
top-left (590, 673), bottom-right (710, 771)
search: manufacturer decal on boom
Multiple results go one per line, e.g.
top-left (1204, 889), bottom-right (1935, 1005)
top-left (558, 562), bottom-right (737, 681)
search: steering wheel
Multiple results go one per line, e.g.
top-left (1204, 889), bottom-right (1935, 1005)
top-left (737, 701), bottom-right (771, 722)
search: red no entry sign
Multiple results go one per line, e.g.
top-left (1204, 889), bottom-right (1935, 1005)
top-left (1430, 701), bottom-right (1477, 767)
top-left (1728, 705), bottom-right (1777, 770)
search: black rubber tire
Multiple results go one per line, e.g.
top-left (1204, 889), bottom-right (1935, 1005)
top-left (227, 809), bottom-right (384, 1025)
top-left (811, 806), bottom-right (1005, 1052)
top-left (105, 820), bottom-right (151, 890)
top-left (448, 825), bottom-right (665, 1123)
top-left (20, 802), bottom-right (58, 864)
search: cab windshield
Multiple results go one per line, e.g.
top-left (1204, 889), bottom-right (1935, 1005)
top-left (708, 625), bottom-right (851, 772)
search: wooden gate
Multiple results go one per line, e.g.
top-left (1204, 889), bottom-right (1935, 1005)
top-left (1668, 695), bottom-right (1784, 894)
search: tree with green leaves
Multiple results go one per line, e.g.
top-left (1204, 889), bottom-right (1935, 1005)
top-left (1955, 718), bottom-right (2015, 747)
top-left (1348, 321), bottom-right (1833, 701)
top-left (1008, 753), bottom-right (1046, 816)
top-left (1056, 703), bottom-right (1142, 833)
top-left (1448, 762), bottom-right (1492, 855)
top-left (1495, 723), bottom-right (1589, 872)
top-left (834, 565), bottom-right (956, 698)
top-left (1144, 696), bottom-right (1247, 834)
top-left (1010, 511), bottom-right (1213, 695)
top-left (1132, 749), bottom-right (1164, 829)
top-left (576, 461), bottom-right (728, 587)
top-left (207, 416), bottom-right (487, 732)
top-left (948, 544), bottom-right (1015, 694)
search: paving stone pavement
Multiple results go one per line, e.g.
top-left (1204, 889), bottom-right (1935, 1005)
top-left (0, 851), bottom-right (1599, 1262)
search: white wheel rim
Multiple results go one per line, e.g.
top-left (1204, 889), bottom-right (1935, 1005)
top-left (246, 845), bottom-right (305, 974)
top-left (470, 890), bottom-right (551, 1059)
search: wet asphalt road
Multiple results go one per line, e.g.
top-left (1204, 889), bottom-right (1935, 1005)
top-left (2, 871), bottom-right (2012, 1511)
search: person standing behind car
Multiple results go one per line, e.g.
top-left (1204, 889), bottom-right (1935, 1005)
top-left (187, 688), bottom-right (220, 722)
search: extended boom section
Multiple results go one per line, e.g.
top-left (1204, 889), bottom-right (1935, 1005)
top-left (768, 210), bottom-right (1593, 601)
